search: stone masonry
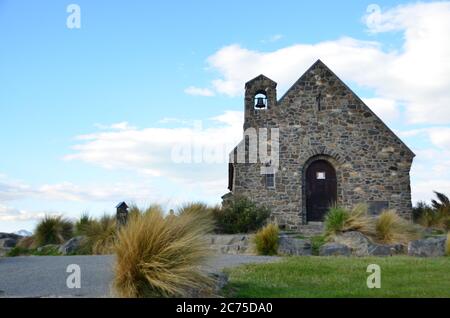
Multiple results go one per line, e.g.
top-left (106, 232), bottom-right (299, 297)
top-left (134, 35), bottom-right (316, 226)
top-left (225, 60), bottom-right (415, 230)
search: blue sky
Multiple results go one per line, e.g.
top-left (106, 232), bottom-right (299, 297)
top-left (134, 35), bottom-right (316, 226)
top-left (1, 0), bottom-right (450, 232)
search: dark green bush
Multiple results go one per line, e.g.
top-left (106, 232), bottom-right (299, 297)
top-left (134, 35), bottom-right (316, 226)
top-left (213, 196), bottom-right (270, 234)
top-left (413, 201), bottom-right (434, 223)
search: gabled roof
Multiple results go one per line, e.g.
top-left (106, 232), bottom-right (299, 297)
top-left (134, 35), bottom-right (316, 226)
top-left (278, 59), bottom-right (325, 103)
top-left (116, 201), bottom-right (129, 209)
top-left (245, 74), bottom-right (277, 88)
top-left (278, 59), bottom-right (415, 157)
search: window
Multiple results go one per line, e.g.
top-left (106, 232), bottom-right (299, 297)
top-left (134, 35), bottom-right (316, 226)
top-left (316, 92), bottom-right (323, 111)
top-left (254, 91), bottom-right (268, 109)
top-left (316, 171), bottom-right (326, 179)
top-left (266, 173), bottom-right (275, 188)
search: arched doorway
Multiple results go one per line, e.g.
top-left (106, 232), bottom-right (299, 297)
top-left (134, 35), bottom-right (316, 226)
top-left (306, 160), bottom-right (337, 222)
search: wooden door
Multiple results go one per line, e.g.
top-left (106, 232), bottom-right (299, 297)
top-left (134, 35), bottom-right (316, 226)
top-left (306, 160), bottom-right (337, 222)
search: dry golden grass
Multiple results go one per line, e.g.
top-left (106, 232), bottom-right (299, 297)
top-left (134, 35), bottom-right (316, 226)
top-left (375, 210), bottom-right (420, 244)
top-left (254, 223), bottom-right (279, 255)
top-left (113, 208), bottom-right (214, 298)
top-left (82, 214), bottom-right (116, 254)
top-left (343, 204), bottom-right (375, 236)
top-left (16, 235), bottom-right (36, 249)
top-left (325, 204), bottom-right (374, 237)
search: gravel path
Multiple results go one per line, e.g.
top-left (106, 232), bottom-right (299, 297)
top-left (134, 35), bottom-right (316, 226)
top-left (0, 254), bottom-right (279, 297)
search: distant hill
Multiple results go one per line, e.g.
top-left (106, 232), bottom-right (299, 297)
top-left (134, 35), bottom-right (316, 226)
top-left (13, 229), bottom-right (32, 237)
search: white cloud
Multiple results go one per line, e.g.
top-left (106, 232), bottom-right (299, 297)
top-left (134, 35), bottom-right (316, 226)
top-left (261, 34), bottom-right (284, 43)
top-left (94, 122), bottom-right (135, 130)
top-left (0, 204), bottom-right (46, 222)
top-left (362, 97), bottom-right (400, 123)
top-left (198, 2), bottom-right (450, 124)
top-left (408, 144), bottom-right (450, 204)
top-left (64, 111), bottom-right (244, 198)
top-left (398, 127), bottom-right (450, 149)
top-left (184, 86), bottom-right (215, 97)
top-left (0, 175), bottom-right (162, 204)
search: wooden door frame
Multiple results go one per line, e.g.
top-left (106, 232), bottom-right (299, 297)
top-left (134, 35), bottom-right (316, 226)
top-left (301, 155), bottom-right (342, 224)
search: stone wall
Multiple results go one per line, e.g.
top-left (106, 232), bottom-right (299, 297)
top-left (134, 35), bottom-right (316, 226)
top-left (230, 60), bottom-right (414, 230)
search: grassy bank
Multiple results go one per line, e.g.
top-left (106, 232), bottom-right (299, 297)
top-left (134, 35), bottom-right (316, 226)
top-left (223, 256), bottom-right (450, 298)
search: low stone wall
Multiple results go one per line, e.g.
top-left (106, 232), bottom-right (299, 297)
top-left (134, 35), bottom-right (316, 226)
top-left (207, 234), bottom-right (255, 255)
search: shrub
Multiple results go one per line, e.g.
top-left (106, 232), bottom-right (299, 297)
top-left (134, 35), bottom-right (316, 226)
top-left (311, 235), bottom-right (326, 256)
top-left (34, 215), bottom-right (74, 247)
top-left (7, 246), bottom-right (32, 257)
top-left (325, 204), bottom-right (374, 237)
top-left (418, 209), bottom-right (441, 228)
top-left (213, 196), bottom-right (270, 234)
top-left (113, 207), bottom-right (213, 297)
top-left (128, 204), bottom-right (165, 220)
top-left (254, 223), bottom-right (279, 255)
top-left (81, 214), bottom-right (116, 254)
top-left (75, 212), bottom-right (94, 236)
top-left (324, 206), bottom-right (348, 236)
top-left (413, 201), bottom-right (433, 222)
top-left (344, 204), bottom-right (374, 235)
top-left (417, 192), bottom-right (450, 230)
top-left (16, 235), bottom-right (36, 249)
top-left (177, 202), bottom-right (211, 217)
top-left (375, 210), bottom-right (420, 244)
top-left (6, 245), bottom-right (61, 257)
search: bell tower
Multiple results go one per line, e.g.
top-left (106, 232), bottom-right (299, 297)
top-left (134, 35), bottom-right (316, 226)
top-left (244, 74), bottom-right (277, 130)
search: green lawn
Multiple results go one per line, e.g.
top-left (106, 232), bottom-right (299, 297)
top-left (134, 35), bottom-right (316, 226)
top-left (223, 256), bottom-right (450, 298)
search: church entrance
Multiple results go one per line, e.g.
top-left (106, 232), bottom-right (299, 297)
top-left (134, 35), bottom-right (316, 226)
top-left (306, 160), bottom-right (337, 222)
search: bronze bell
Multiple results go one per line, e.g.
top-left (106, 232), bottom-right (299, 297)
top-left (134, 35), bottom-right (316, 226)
top-left (255, 97), bottom-right (266, 108)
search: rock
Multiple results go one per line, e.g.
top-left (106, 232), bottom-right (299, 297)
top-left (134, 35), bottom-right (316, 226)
top-left (408, 237), bottom-right (446, 257)
top-left (0, 238), bottom-right (17, 248)
top-left (0, 248), bottom-right (11, 257)
top-left (208, 234), bottom-right (254, 255)
top-left (211, 271), bottom-right (229, 293)
top-left (186, 271), bottom-right (229, 298)
top-left (0, 232), bottom-right (22, 240)
top-left (0, 233), bottom-right (22, 249)
top-left (58, 236), bottom-right (85, 255)
top-left (388, 244), bottom-right (406, 255)
top-left (368, 244), bottom-right (392, 256)
top-left (333, 231), bottom-right (373, 256)
top-left (278, 236), bottom-right (312, 256)
top-left (319, 243), bottom-right (351, 256)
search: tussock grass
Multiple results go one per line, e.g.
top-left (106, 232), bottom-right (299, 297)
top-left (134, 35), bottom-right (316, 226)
top-left (325, 204), bottom-right (419, 245)
top-left (82, 214), bottom-right (116, 254)
top-left (75, 212), bottom-right (94, 236)
top-left (324, 204), bottom-right (373, 237)
top-left (375, 210), bottom-right (420, 244)
top-left (254, 223), bottom-right (279, 255)
top-left (177, 202), bottom-right (210, 216)
top-left (324, 206), bottom-right (348, 236)
top-left (416, 192), bottom-right (450, 231)
top-left (16, 235), bottom-right (36, 249)
top-left (114, 208), bottom-right (214, 298)
top-left (34, 215), bottom-right (73, 247)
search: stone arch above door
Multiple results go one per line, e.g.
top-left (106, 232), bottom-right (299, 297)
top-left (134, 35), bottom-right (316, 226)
top-left (301, 154), bottom-right (342, 224)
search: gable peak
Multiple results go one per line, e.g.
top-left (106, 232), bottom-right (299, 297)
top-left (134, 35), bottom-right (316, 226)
top-left (245, 74), bottom-right (277, 88)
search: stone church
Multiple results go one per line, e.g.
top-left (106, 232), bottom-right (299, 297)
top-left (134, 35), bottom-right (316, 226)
top-left (225, 60), bottom-right (414, 230)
